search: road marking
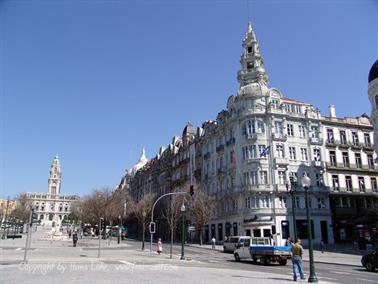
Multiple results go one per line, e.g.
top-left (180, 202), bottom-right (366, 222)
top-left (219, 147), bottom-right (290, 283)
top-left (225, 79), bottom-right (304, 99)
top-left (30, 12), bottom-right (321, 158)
top-left (118, 260), bottom-right (134, 265)
top-left (356, 278), bottom-right (377, 283)
top-left (15, 248), bottom-right (22, 251)
top-left (333, 271), bottom-right (352, 275)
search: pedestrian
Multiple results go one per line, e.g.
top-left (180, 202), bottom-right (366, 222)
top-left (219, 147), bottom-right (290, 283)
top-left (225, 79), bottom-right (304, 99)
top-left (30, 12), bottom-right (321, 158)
top-left (320, 240), bottom-right (324, 253)
top-left (211, 237), bottom-right (216, 249)
top-left (291, 238), bottom-right (305, 281)
top-left (68, 229), bottom-right (72, 239)
top-left (72, 232), bottom-right (78, 247)
top-left (285, 237), bottom-right (293, 247)
top-left (157, 238), bottom-right (163, 255)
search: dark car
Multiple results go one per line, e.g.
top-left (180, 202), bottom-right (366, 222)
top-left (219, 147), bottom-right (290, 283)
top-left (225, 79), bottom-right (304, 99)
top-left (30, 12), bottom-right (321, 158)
top-left (361, 248), bottom-right (378, 272)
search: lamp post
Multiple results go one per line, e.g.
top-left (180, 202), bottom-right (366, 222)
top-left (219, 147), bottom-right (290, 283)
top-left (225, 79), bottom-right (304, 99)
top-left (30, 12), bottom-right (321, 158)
top-left (180, 203), bottom-right (186, 260)
top-left (118, 215), bottom-right (121, 244)
top-left (142, 211), bottom-right (146, 250)
top-left (286, 179), bottom-right (297, 239)
top-left (302, 173), bottom-right (318, 283)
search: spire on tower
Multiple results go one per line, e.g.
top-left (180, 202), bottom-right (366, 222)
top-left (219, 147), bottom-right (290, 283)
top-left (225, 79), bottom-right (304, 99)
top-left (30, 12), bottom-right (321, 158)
top-left (237, 20), bottom-right (269, 87)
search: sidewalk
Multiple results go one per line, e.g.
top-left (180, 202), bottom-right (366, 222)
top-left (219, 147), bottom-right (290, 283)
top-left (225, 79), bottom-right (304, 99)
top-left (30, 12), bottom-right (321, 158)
top-left (187, 243), bottom-right (363, 267)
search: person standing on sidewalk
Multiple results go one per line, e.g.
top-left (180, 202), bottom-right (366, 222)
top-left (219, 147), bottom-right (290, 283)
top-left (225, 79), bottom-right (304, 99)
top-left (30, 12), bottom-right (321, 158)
top-left (157, 238), bottom-right (163, 255)
top-left (211, 237), bottom-right (216, 249)
top-left (291, 238), bottom-right (305, 281)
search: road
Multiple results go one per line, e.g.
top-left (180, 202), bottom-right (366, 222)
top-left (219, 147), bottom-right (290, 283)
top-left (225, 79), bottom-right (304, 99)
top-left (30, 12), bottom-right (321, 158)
top-left (0, 229), bottom-right (376, 284)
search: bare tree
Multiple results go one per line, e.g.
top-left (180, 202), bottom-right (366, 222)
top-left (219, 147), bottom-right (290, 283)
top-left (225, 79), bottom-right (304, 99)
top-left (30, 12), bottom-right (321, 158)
top-left (188, 187), bottom-right (215, 245)
top-left (132, 193), bottom-right (155, 250)
top-left (10, 193), bottom-right (32, 223)
top-left (162, 194), bottom-right (184, 258)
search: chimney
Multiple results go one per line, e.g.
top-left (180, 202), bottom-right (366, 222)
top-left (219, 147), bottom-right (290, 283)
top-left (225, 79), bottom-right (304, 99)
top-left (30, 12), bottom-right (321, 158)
top-left (329, 105), bottom-right (336, 118)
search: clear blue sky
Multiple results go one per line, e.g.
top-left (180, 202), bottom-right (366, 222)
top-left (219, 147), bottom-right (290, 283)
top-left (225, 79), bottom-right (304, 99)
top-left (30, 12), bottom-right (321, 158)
top-left (1, 0), bottom-right (377, 199)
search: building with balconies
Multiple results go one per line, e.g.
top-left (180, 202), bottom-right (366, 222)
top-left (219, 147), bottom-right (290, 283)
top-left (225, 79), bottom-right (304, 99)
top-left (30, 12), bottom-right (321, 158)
top-left (321, 108), bottom-right (378, 247)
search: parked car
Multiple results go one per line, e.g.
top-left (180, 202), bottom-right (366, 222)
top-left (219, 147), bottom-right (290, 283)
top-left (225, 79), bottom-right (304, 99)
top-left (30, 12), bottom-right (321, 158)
top-left (361, 248), bottom-right (378, 272)
top-left (223, 236), bottom-right (251, 253)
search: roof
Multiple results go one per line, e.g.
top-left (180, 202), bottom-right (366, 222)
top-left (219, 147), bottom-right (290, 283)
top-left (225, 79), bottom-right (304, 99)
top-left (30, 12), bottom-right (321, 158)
top-left (368, 59), bottom-right (378, 83)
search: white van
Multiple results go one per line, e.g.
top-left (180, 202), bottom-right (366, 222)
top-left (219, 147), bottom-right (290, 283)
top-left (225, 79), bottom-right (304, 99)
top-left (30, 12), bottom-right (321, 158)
top-left (223, 236), bottom-right (251, 253)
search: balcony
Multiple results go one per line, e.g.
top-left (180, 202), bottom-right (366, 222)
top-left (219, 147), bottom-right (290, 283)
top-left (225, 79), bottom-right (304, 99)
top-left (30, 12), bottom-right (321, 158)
top-left (216, 145), bottom-right (225, 153)
top-left (274, 157), bottom-right (289, 166)
top-left (245, 133), bottom-right (258, 141)
top-left (272, 133), bottom-right (287, 141)
top-left (351, 142), bottom-right (363, 150)
top-left (312, 160), bottom-right (326, 168)
top-left (362, 143), bottom-right (375, 151)
top-left (310, 137), bottom-right (324, 145)
top-left (338, 141), bottom-right (351, 149)
top-left (325, 139), bottom-right (339, 147)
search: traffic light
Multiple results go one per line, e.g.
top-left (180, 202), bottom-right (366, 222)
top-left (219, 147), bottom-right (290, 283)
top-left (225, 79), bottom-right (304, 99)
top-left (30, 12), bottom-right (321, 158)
top-left (149, 222), bottom-right (156, 234)
top-left (189, 185), bottom-right (194, 196)
top-left (100, 218), bottom-right (105, 230)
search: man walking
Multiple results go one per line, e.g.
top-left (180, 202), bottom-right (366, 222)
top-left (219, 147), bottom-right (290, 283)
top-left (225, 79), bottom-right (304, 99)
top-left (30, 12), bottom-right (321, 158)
top-left (211, 237), bottom-right (216, 249)
top-left (291, 238), bottom-right (305, 281)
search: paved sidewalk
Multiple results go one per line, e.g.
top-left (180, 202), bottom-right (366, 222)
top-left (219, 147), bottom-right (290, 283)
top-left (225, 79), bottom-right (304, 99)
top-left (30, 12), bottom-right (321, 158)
top-left (187, 243), bottom-right (363, 267)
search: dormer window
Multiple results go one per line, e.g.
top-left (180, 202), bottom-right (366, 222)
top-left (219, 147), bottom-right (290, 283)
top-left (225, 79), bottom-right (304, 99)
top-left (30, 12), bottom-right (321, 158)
top-left (247, 46), bottom-right (252, 53)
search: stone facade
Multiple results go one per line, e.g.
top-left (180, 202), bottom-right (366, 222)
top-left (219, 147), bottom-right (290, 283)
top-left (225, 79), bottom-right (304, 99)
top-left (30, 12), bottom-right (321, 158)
top-left (368, 60), bottom-right (378, 154)
top-left (119, 21), bottom-right (377, 246)
top-left (26, 156), bottom-right (79, 226)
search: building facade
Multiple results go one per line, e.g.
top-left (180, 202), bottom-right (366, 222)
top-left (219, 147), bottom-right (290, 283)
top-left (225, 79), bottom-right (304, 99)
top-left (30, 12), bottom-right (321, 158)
top-left (368, 60), bottom-right (378, 154)
top-left (26, 156), bottom-right (79, 226)
top-left (120, 21), bottom-right (377, 247)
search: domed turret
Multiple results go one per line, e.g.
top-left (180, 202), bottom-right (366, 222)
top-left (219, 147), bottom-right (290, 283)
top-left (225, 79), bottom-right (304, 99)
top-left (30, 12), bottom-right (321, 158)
top-left (368, 59), bottom-right (378, 83)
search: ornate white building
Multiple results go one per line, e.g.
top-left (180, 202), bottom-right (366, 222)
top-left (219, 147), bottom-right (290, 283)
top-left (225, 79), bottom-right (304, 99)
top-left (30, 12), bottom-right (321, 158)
top-left (26, 156), bottom-right (79, 226)
top-left (368, 60), bottom-right (378, 154)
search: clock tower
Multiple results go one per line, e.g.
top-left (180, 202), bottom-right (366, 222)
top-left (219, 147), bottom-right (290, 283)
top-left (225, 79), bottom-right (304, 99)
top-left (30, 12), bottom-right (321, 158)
top-left (48, 155), bottom-right (62, 195)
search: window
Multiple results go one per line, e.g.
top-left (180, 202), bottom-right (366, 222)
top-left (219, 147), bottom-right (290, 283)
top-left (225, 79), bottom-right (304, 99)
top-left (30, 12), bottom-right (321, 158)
top-left (342, 152), bottom-right (349, 167)
top-left (287, 124), bottom-right (294, 136)
top-left (258, 145), bottom-right (266, 158)
top-left (260, 171), bottom-right (268, 185)
top-left (310, 126), bottom-right (319, 138)
top-left (332, 175), bottom-right (339, 191)
top-left (294, 196), bottom-right (300, 209)
top-left (250, 171), bottom-right (258, 185)
top-left (358, 177), bottom-right (365, 192)
top-left (271, 99), bottom-right (279, 109)
top-left (253, 229), bottom-right (261, 237)
top-left (371, 178), bottom-right (377, 192)
top-left (368, 154), bottom-right (374, 169)
top-left (329, 151), bottom-right (337, 166)
top-left (355, 153), bottom-right (362, 168)
top-left (256, 120), bottom-right (265, 133)
top-left (245, 197), bottom-right (251, 209)
top-left (327, 129), bottom-right (334, 143)
top-left (278, 171), bottom-right (285, 185)
top-left (251, 196), bottom-right (259, 208)
top-left (247, 62), bottom-right (254, 70)
top-left (300, 148), bottom-right (308, 161)
top-left (247, 46), bottom-right (252, 53)
top-left (352, 132), bottom-right (359, 146)
top-left (276, 144), bottom-right (285, 158)
top-left (298, 125), bottom-right (306, 138)
top-left (364, 133), bottom-right (371, 146)
top-left (279, 196), bottom-right (287, 208)
top-left (313, 148), bottom-right (321, 161)
top-left (317, 198), bottom-right (326, 209)
top-left (340, 130), bottom-right (347, 145)
top-left (274, 121), bottom-right (283, 134)
top-left (345, 176), bottom-right (352, 192)
top-left (289, 147), bottom-right (296, 160)
top-left (376, 95), bottom-right (378, 110)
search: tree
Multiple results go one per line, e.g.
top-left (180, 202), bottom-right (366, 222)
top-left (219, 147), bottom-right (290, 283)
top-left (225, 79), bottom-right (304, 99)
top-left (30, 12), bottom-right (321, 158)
top-left (162, 194), bottom-right (184, 258)
top-left (10, 193), bottom-right (32, 223)
top-left (132, 193), bottom-right (155, 250)
top-left (188, 186), bottom-right (215, 245)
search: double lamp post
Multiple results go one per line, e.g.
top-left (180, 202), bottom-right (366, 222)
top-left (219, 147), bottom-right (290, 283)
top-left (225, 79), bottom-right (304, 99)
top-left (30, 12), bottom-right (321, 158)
top-left (287, 173), bottom-right (318, 283)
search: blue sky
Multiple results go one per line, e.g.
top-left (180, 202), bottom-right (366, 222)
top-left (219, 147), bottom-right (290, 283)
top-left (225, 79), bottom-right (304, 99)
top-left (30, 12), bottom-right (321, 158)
top-left (1, 0), bottom-right (377, 199)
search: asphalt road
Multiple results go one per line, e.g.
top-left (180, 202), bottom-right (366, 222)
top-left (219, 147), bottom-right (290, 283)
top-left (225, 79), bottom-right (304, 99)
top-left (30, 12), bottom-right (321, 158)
top-left (1, 234), bottom-right (377, 284)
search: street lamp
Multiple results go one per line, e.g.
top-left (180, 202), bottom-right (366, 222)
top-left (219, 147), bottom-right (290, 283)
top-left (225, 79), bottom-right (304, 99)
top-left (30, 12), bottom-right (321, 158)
top-left (142, 211), bottom-right (146, 250)
top-left (286, 179), bottom-right (297, 239)
top-left (302, 172), bottom-right (318, 283)
top-left (180, 203), bottom-right (186, 260)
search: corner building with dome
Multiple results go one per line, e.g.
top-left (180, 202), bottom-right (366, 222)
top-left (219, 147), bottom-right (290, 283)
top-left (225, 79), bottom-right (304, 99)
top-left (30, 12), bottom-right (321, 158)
top-left (120, 22), bottom-right (378, 247)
